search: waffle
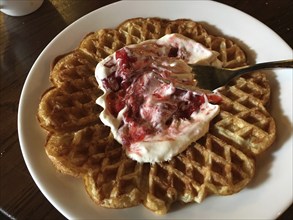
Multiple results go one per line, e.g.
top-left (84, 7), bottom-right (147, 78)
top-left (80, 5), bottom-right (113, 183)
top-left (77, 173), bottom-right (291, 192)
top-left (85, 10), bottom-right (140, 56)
top-left (37, 17), bottom-right (276, 214)
top-left (38, 50), bottom-right (102, 133)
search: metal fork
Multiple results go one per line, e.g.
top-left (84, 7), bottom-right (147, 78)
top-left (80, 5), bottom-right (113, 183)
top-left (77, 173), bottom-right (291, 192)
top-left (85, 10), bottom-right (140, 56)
top-left (189, 59), bottom-right (293, 90)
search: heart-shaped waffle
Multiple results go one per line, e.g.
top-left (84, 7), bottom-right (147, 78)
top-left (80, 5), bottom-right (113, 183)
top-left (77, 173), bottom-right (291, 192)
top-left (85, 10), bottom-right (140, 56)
top-left (37, 17), bottom-right (275, 214)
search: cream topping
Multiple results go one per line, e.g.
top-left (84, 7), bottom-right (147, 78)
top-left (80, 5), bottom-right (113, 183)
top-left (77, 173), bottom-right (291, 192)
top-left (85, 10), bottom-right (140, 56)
top-left (95, 33), bottom-right (222, 163)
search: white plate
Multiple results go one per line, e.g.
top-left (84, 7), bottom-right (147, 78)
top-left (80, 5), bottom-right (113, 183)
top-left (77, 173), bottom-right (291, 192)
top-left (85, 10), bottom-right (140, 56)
top-left (18, 0), bottom-right (292, 219)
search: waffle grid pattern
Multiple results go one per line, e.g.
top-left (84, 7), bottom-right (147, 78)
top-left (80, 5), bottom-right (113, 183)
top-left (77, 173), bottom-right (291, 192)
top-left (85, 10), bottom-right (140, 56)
top-left (37, 17), bottom-right (276, 215)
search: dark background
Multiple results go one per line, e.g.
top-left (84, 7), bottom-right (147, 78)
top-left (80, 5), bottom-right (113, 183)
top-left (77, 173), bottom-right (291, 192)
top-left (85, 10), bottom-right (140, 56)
top-left (1, 0), bottom-right (292, 219)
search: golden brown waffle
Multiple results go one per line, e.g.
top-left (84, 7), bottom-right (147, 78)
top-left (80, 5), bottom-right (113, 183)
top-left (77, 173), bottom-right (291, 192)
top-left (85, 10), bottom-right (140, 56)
top-left (214, 71), bottom-right (275, 156)
top-left (37, 17), bottom-right (276, 215)
top-left (38, 50), bottom-right (102, 133)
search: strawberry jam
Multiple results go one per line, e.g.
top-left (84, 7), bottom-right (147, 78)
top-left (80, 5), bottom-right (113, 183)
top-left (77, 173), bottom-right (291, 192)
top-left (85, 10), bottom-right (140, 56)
top-left (95, 33), bottom-right (222, 163)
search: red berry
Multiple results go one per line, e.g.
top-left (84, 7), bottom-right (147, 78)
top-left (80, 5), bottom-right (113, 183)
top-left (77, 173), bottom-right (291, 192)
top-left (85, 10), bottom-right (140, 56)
top-left (207, 93), bottom-right (222, 103)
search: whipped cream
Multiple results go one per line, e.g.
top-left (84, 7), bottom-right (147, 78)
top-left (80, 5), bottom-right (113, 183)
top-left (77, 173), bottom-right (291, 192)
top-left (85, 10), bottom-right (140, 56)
top-left (95, 33), bottom-right (222, 163)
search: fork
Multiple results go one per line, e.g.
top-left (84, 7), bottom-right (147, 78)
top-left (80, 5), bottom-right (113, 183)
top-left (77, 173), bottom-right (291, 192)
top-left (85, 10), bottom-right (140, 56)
top-left (189, 59), bottom-right (293, 90)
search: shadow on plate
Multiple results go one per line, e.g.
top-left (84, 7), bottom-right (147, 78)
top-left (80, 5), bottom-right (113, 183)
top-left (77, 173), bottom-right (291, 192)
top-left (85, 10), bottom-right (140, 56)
top-left (249, 70), bottom-right (292, 188)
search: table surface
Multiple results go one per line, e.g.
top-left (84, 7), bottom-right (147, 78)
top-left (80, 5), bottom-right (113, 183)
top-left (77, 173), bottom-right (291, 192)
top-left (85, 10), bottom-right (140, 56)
top-left (0, 0), bottom-right (292, 219)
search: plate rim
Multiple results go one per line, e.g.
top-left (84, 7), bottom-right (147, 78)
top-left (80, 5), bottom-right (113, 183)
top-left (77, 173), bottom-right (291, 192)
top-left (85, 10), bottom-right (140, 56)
top-left (18, 0), bottom-right (293, 219)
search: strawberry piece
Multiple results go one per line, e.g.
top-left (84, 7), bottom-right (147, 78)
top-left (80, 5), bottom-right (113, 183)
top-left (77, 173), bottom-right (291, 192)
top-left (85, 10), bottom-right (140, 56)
top-left (207, 93), bottom-right (222, 103)
top-left (106, 90), bottom-right (125, 117)
top-left (168, 47), bottom-right (179, 57)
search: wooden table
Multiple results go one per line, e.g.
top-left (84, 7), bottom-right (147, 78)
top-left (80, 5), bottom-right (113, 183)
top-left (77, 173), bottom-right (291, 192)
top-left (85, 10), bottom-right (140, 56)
top-left (1, 0), bottom-right (292, 219)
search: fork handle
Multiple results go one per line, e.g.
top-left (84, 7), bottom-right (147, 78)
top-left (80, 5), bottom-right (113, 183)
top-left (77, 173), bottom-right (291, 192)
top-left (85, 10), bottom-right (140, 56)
top-left (235, 59), bottom-right (293, 74)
